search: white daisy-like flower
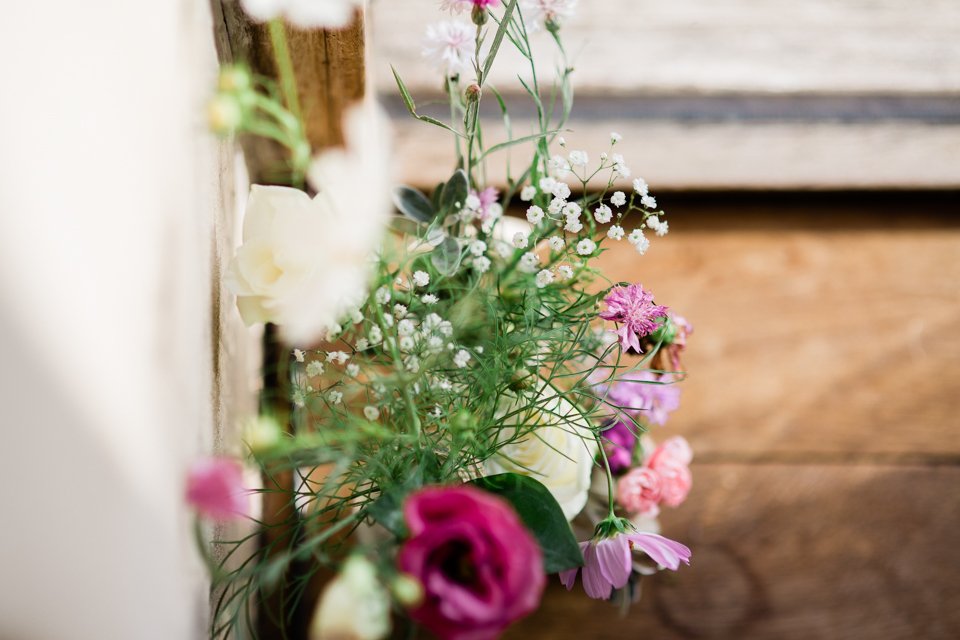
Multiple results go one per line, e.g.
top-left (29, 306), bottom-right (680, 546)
top-left (633, 177), bottom-right (649, 196)
top-left (568, 150), bottom-right (589, 167)
top-left (423, 20), bottom-right (476, 77)
top-left (422, 294), bottom-right (439, 305)
top-left (558, 264), bottom-right (574, 280)
top-left (611, 191), bottom-right (627, 207)
top-left (593, 204), bottom-right (613, 224)
top-left (526, 205), bottom-right (545, 225)
top-left (512, 232), bottom-right (529, 249)
top-left (548, 236), bottom-right (565, 251)
top-left (535, 269), bottom-right (555, 288)
top-left (346, 363), bottom-right (360, 377)
top-left (641, 194), bottom-right (657, 209)
top-left (363, 406), bottom-right (380, 421)
top-left (575, 238), bottom-right (596, 255)
top-left (520, 185), bottom-right (538, 201)
top-left (453, 349), bottom-right (472, 368)
top-left (610, 132), bottom-right (622, 144)
top-left (473, 256), bottom-right (492, 273)
top-left (306, 361), bottom-right (325, 377)
top-left (412, 270), bottom-right (430, 287)
top-left (565, 218), bottom-right (583, 233)
top-left (552, 182), bottom-right (572, 200)
top-left (607, 224), bottom-right (625, 240)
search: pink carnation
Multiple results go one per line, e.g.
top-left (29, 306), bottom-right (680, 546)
top-left (647, 436), bottom-right (693, 508)
top-left (185, 458), bottom-right (249, 521)
top-left (599, 284), bottom-right (668, 353)
top-left (617, 467), bottom-right (662, 516)
top-left (398, 486), bottom-right (544, 640)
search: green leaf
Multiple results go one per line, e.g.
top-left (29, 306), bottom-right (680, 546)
top-left (431, 236), bottom-right (463, 276)
top-left (471, 473), bottom-right (583, 574)
top-left (439, 169), bottom-right (469, 214)
top-left (391, 65), bottom-right (466, 138)
top-left (482, 0), bottom-right (520, 81)
top-left (392, 186), bottom-right (435, 224)
top-left (430, 181), bottom-right (445, 212)
top-left (366, 487), bottom-right (409, 538)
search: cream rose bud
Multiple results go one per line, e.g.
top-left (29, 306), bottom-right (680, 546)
top-left (310, 555), bottom-right (390, 640)
top-left (483, 383), bottom-right (597, 520)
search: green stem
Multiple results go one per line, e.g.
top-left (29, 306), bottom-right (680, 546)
top-left (268, 19), bottom-right (303, 125)
top-left (595, 432), bottom-right (617, 517)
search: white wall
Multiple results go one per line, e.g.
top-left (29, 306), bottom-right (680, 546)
top-left (0, 1), bottom-right (254, 638)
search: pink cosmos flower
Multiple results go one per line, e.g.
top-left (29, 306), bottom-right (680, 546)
top-left (647, 436), bottom-right (693, 508)
top-left (599, 284), bottom-right (668, 353)
top-left (185, 458), bottom-right (249, 521)
top-left (398, 486), bottom-right (545, 640)
top-left (559, 531), bottom-right (691, 599)
top-left (599, 370), bottom-right (681, 427)
top-left (617, 467), bottom-right (662, 516)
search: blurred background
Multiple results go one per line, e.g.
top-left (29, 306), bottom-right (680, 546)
top-left (1, 0), bottom-right (957, 638)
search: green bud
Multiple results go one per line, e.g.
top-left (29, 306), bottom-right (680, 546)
top-left (465, 83), bottom-right (482, 102)
top-left (243, 415), bottom-right (283, 455)
top-left (208, 94), bottom-right (243, 134)
top-left (471, 5), bottom-right (489, 26)
top-left (218, 65), bottom-right (252, 94)
top-left (449, 409), bottom-right (477, 436)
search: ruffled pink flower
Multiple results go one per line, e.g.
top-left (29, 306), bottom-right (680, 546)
top-left (617, 467), bottom-right (662, 516)
top-left (599, 284), bottom-right (668, 353)
top-left (599, 370), bottom-right (681, 427)
top-left (398, 486), bottom-right (545, 640)
top-left (559, 532), bottom-right (691, 599)
top-left (185, 458), bottom-right (249, 521)
top-left (647, 436), bottom-right (693, 507)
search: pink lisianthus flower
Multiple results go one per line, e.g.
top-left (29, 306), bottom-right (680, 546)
top-left (599, 370), bottom-right (681, 427)
top-left (185, 458), bottom-right (249, 521)
top-left (601, 420), bottom-right (637, 475)
top-left (559, 527), bottom-right (691, 599)
top-left (398, 486), bottom-right (545, 640)
top-left (599, 284), bottom-right (668, 353)
top-left (617, 467), bottom-right (662, 516)
top-left (647, 436), bottom-right (693, 507)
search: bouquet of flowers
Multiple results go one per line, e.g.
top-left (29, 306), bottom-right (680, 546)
top-left (190, 1), bottom-right (695, 638)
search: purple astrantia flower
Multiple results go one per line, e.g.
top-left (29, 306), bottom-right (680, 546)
top-left (599, 284), bottom-right (668, 353)
top-left (470, 186), bottom-right (501, 221)
top-left (398, 486), bottom-right (544, 640)
top-left (185, 458), bottom-right (249, 521)
top-left (602, 420), bottom-right (638, 474)
top-left (559, 529), bottom-right (691, 599)
top-left (602, 371), bottom-right (681, 427)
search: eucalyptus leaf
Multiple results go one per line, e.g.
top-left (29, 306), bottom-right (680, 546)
top-left (439, 169), bottom-right (469, 214)
top-left (430, 181), bottom-right (445, 212)
top-left (392, 186), bottom-right (435, 224)
top-left (471, 473), bottom-right (583, 574)
top-left (431, 236), bottom-right (463, 276)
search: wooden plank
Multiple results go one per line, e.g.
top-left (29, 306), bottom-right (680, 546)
top-left (595, 202), bottom-right (960, 459)
top-left (373, 0), bottom-right (960, 95)
top-left (506, 464), bottom-right (960, 639)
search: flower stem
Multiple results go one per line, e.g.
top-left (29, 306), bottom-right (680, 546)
top-left (595, 432), bottom-right (617, 517)
top-left (268, 19), bottom-right (303, 126)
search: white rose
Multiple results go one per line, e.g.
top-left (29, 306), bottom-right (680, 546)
top-left (310, 555), bottom-right (390, 640)
top-left (483, 383), bottom-right (597, 521)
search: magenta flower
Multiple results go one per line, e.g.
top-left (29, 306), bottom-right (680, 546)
top-left (185, 458), bottom-right (249, 521)
top-left (398, 486), bottom-right (545, 640)
top-left (601, 420), bottom-right (637, 474)
top-left (559, 531), bottom-right (691, 599)
top-left (601, 370), bottom-right (681, 427)
top-left (599, 284), bottom-right (668, 353)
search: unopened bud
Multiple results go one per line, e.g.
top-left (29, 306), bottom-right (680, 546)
top-left (218, 65), bottom-right (252, 94)
top-left (243, 415), bottom-right (283, 455)
top-left (208, 94), bottom-right (243, 134)
top-left (465, 83), bottom-right (482, 102)
top-left (471, 5), bottom-right (489, 26)
top-left (391, 573), bottom-right (424, 607)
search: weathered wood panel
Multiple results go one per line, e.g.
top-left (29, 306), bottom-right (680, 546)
top-left (507, 464), bottom-right (960, 639)
top-left (598, 202), bottom-right (960, 459)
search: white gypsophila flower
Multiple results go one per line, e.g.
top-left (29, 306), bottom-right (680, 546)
top-left (549, 154), bottom-right (571, 176)
top-left (382, 314), bottom-right (394, 328)
top-left (562, 202), bottom-right (581, 219)
top-left (470, 240), bottom-right (487, 257)
top-left (576, 238), bottom-right (596, 255)
top-left (326, 351), bottom-right (349, 365)
top-left (610, 132), bottom-right (622, 144)
top-left (241, 0), bottom-right (361, 30)
top-left (292, 388), bottom-right (307, 408)
top-left (368, 326), bottom-right (383, 344)
top-left (355, 338), bottom-right (370, 351)
top-left (328, 390), bottom-right (343, 405)
top-left (548, 197), bottom-right (566, 215)
top-left (464, 193), bottom-right (482, 212)
top-left (374, 286), bottom-right (391, 305)
top-left (412, 270), bottom-right (430, 288)
top-left (629, 228), bottom-right (651, 255)
top-left (520, 252), bottom-right (540, 272)
top-left (641, 195), bottom-right (658, 209)
top-left (568, 150), bottom-right (589, 167)
top-left (346, 363), bottom-right (360, 377)
top-left (655, 220), bottom-right (669, 236)
top-left (607, 224), bottom-right (625, 240)
top-left (423, 313), bottom-right (443, 331)
top-left (539, 176), bottom-right (557, 193)
top-left (600, 152), bottom-right (608, 161)
top-left (421, 293), bottom-right (439, 305)
top-left (349, 309), bottom-right (364, 324)
top-left (473, 256), bottom-right (492, 273)
top-left (423, 20), bottom-right (475, 77)
top-left (293, 349), bottom-right (306, 363)
top-left (306, 361), bottom-right (324, 377)
top-left (614, 163), bottom-right (631, 178)
top-left (311, 555), bottom-right (390, 640)
top-left (548, 236), bottom-right (565, 251)
top-left (363, 406), bottom-right (381, 421)
top-left (535, 269), bottom-right (555, 288)
top-left (404, 355), bottom-right (421, 373)
top-left (520, 185), bottom-right (538, 201)
top-left (512, 232), bottom-right (529, 249)
top-left (565, 218), bottom-right (583, 233)
top-left (397, 319), bottom-right (416, 337)
top-left (552, 182), bottom-right (572, 200)
top-left (427, 336), bottom-right (444, 354)
top-left (393, 304), bottom-right (408, 319)
top-left (453, 349), bottom-right (471, 368)
top-left (593, 204), bottom-right (613, 224)
top-left (558, 264), bottom-right (574, 280)
top-left (225, 105), bottom-right (391, 347)
top-left (483, 382), bottom-right (597, 520)
top-left (610, 191), bottom-right (627, 207)
top-left (399, 336), bottom-right (415, 352)
top-left (526, 205), bottom-right (545, 225)
top-left (633, 177), bottom-right (649, 196)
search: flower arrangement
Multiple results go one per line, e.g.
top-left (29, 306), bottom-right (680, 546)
top-left (191, 1), bottom-right (695, 638)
